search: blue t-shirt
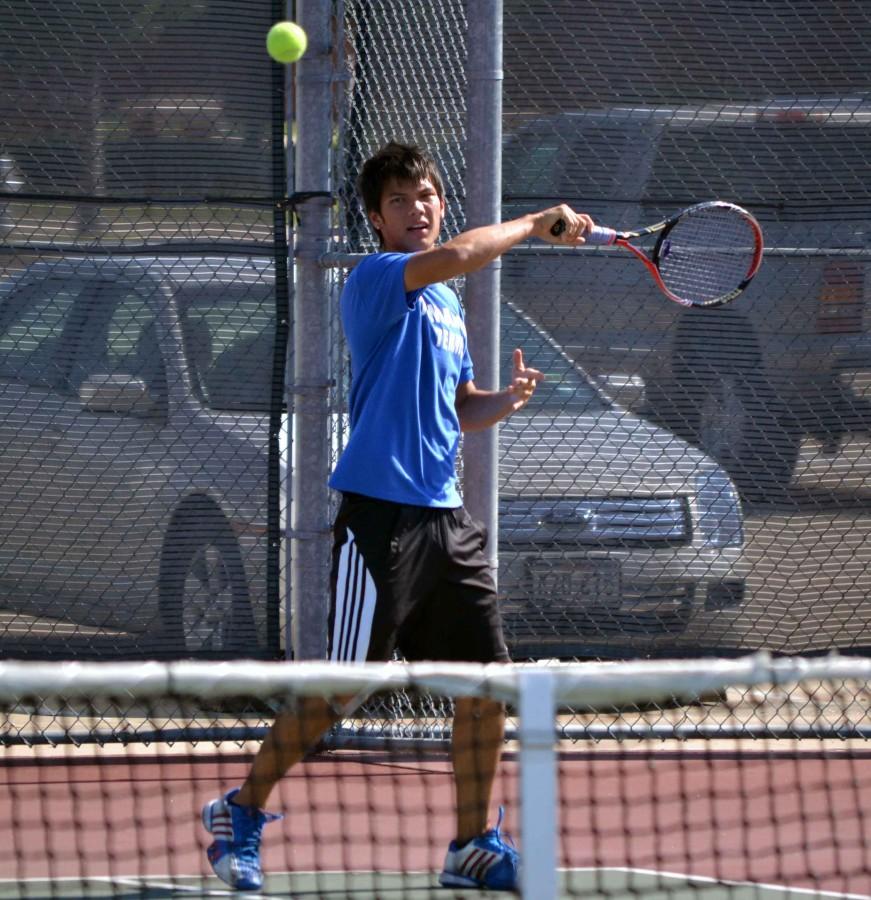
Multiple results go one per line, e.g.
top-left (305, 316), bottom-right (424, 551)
top-left (329, 252), bottom-right (474, 507)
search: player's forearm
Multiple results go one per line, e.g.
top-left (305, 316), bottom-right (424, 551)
top-left (406, 215), bottom-right (536, 290)
top-left (456, 388), bottom-right (517, 432)
top-left (443, 215), bottom-right (537, 272)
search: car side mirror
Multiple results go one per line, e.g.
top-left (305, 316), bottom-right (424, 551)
top-left (79, 374), bottom-right (157, 416)
top-left (596, 374), bottom-right (646, 410)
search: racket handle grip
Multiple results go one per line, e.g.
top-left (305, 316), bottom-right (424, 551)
top-left (586, 225), bottom-right (618, 245)
top-left (550, 219), bottom-right (617, 245)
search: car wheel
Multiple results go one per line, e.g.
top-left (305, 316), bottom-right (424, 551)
top-left (158, 500), bottom-right (256, 657)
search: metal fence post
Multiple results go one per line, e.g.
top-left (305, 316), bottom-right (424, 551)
top-left (290, 0), bottom-right (334, 659)
top-left (463, 0), bottom-right (503, 579)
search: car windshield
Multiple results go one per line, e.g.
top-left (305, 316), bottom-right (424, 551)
top-left (500, 306), bottom-right (610, 413)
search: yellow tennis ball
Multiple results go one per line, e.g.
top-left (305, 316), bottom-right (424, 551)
top-left (266, 21), bottom-right (307, 64)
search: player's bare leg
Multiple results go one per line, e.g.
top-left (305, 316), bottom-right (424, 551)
top-left (203, 695), bottom-right (348, 890)
top-left (237, 695), bottom-right (346, 808)
top-left (451, 695), bottom-right (506, 842)
top-left (440, 696), bottom-right (518, 891)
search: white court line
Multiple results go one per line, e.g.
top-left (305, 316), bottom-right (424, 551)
top-left (111, 875), bottom-right (252, 897)
top-left (567, 866), bottom-right (871, 900)
top-left (0, 873), bottom-right (265, 898)
top-left (4, 868), bottom-right (869, 900)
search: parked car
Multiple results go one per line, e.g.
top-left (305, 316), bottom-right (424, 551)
top-left (502, 98), bottom-right (871, 499)
top-left (0, 256), bottom-right (745, 661)
top-left (0, 256), bottom-right (280, 658)
top-left (498, 303), bottom-right (746, 659)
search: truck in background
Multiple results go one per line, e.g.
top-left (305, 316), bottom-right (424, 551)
top-left (501, 99), bottom-right (871, 499)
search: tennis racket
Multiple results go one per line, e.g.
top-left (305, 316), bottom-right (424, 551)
top-left (550, 201), bottom-right (764, 308)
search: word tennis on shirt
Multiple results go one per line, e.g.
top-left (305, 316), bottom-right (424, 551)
top-left (420, 297), bottom-right (467, 358)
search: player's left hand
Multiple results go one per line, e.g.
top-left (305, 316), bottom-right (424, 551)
top-left (507, 348), bottom-right (545, 411)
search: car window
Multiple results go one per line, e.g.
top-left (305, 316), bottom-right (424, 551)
top-left (503, 118), bottom-right (649, 203)
top-left (648, 123), bottom-right (871, 209)
top-left (500, 307), bottom-right (609, 412)
top-left (70, 287), bottom-right (164, 398)
top-left (181, 288), bottom-right (275, 412)
top-left (0, 278), bottom-right (82, 388)
top-left (504, 109), bottom-right (871, 214)
top-left (503, 136), bottom-right (562, 197)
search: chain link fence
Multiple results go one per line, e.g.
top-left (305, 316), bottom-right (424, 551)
top-left (2, 0), bottom-right (871, 678)
top-left (0, 0), bottom-right (288, 659)
top-left (495, 0), bottom-right (871, 658)
top-left (335, 0), bottom-right (871, 662)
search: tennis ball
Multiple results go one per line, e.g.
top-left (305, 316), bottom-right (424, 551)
top-left (266, 21), bottom-right (308, 64)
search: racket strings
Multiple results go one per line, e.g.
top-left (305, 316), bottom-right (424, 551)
top-left (656, 209), bottom-right (759, 304)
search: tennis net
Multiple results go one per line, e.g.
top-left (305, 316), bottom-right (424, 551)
top-left (1, 653), bottom-right (870, 898)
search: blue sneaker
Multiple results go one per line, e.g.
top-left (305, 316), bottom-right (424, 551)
top-left (439, 806), bottom-right (519, 891)
top-left (202, 788), bottom-right (282, 891)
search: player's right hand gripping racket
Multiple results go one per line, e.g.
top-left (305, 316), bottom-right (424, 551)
top-left (551, 200), bottom-right (764, 308)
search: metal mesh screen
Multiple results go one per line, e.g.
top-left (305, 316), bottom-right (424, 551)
top-left (497, 0), bottom-right (871, 658)
top-left (4, 0), bottom-right (871, 670)
top-left (338, 0), bottom-right (468, 251)
top-left (0, 0), bottom-right (288, 659)
top-left (3, 655), bottom-right (871, 897)
top-left (335, 0), bottom-right (871, 661)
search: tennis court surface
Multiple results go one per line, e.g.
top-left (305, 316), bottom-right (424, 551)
top-left (7, 871), bottom-right (866, 899)
top-left (2, 656), bottom-right (871, 899)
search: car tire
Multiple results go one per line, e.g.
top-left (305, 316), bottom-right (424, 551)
top-left (158, 498), bottom-right (257, 657)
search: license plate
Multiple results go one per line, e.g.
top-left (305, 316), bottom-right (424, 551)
top-left (524, 557), bottom-right (622, 608)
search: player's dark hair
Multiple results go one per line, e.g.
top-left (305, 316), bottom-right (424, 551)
top-left (358, 142), bottom-right (445, 245)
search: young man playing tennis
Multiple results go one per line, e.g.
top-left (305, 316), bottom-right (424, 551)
top-left (202, 142), bottom-right (593, 892)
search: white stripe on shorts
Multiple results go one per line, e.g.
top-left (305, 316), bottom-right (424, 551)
top-left (330, 527), bottom-right (377, 662)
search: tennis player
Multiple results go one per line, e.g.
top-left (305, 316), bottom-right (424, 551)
top-left (202, 141), bottom-right (593, 892)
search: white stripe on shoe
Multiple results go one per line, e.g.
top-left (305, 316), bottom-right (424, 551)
top-left (203, 798), bottom-right (234, 839)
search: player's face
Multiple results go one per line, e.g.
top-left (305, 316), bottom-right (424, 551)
top-left (370, 177), bottom-right (445, 253)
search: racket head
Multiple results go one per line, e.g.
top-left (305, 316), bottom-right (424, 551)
top-left (650, 201), bottom-right (764, 308)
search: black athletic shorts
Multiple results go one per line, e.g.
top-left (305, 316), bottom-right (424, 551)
top-left (328, 492), bottom-right (510, 664)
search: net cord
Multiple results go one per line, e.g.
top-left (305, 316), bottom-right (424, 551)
top-left (1, 652), bottom-right (869, 707)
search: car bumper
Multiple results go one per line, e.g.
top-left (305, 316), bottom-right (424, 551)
top-left (497, 546), bottom-right (745, 660)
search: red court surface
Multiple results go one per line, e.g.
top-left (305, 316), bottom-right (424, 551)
top-left (1, 746), bottom-right (870, 897)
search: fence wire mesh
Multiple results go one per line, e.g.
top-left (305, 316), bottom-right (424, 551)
top-left (336, 0), bottom-right (871, 662)
top-left (3, 656), bottom-right (871, 898)
top-left (0, 0), bottom-right (288, 660)
top-left (1, 0), bottom-right (871, 743)
top-left (494, 0), bottom-right (871, 658)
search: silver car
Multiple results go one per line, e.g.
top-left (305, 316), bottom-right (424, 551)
top-left (0, 256), bottom-right (278, 657)
top-left (498, 304), bottom-right (746, 659)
